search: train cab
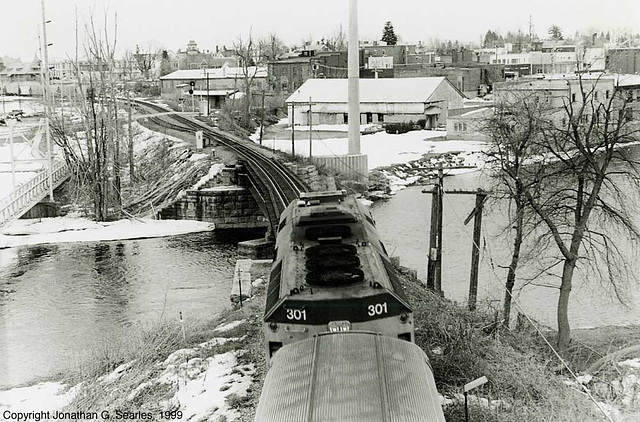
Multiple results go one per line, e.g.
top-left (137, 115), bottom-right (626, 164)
top-left (264, 191), bottom-right (414, 361)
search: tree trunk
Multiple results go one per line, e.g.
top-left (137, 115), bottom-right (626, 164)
top-left (557, 257), bottom-right (577, 351)
top-left (127, 91), bottom-right (134, 179)
top-left (503, 197), bottom-right (524, 328)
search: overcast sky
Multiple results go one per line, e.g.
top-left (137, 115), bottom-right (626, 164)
top-left (1, 0), bottom-right (639, 62)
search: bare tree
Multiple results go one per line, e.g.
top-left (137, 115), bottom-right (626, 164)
top-left (134, 44), bottom-right (157, 79)
top-left (483, 93), bottom-right (547, 328)
top-left (323, 24), bottom-right (346, 51)
top-left (49, 10), bottom-right (125, 220)
top-left (491, 74), bottom-right (640, 351)
top-left (258, 33), bottom-right (287, 64)
top-left (233, 31), bottom-right (261, 128)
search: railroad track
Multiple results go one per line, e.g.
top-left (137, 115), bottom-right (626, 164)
top-left (132, 99), bottom-right (309, 229)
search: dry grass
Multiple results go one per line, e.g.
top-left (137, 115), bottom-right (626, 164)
top-left (396, 265), bottom-right (610, 422)
top-left (60, 259), bottom-right (624, 422)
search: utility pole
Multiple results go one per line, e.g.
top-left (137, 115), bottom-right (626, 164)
top-left (427, 182), bottom-right (439, 291)
top-left (259, 88), bottom-right (266, 146)
top-left (290, 101), bottom-right (295, 156)
top-left (41, 0), bottom-right (54, 202)
top-left (206, 68), bottom-right (210, 116)
top-left (422, 163), bottom-right (478, 295)
top-left (308, 96), bottom-right (313, 158)
top-left (435, 163), bottom-right (443, 294)
top-left (463, 189), bottom-right (488, 311)
top-left (426, 162), bottom-right (444, 295)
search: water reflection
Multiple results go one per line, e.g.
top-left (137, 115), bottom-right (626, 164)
top-left (0, 228), bottom-right (264, 389)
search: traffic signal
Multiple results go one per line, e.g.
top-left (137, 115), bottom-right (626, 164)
top-left (189, 80), bottom-right (195, 95)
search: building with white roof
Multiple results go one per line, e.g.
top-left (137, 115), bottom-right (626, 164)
top-left (159, 64), bottom-right (267, 109)
top-left (285, 77), bottom-right (465, 129)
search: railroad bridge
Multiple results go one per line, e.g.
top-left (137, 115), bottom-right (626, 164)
top-left (1, 100), bottom-right (326, 236)
top-left (134, 99), bottom-right (324, 236)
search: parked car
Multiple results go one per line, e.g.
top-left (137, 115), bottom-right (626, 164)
top-left (361, 124), bottom-right (384, 135)
top-left (8, 110), bottom-right (24, 121)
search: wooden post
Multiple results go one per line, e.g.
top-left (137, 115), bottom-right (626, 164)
top-left (426, 183), bottom-right (439, 291)
top-left (435, 162), bottom-right (444, 295)
top-left (467, 190), bottom-right (487, 311)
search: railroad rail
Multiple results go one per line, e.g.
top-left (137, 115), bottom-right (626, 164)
top-left (132, 99), bottom-right (309, 231)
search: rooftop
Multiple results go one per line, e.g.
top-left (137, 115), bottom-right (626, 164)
top-left (160, 65), bottom-right (267, 80)
top-left (286, 77), bottom-right (461, 104)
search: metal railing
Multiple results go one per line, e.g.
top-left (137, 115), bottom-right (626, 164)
top-left (0, 160), bottom-right (70, 228)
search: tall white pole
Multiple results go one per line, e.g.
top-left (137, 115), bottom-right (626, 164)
top-left (9, 120), bottom-right (16, 188)
top-left (348, 0), bottom-right (360, 155)
top-left (41, 0), bottom-right (54, 201)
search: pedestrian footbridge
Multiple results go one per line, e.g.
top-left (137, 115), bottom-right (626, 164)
top-left (0, 121), bottom-right (70, 228)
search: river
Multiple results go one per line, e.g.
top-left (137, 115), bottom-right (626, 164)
top-left (370, 172), bottom-right (640, 330)
top-left (2, 171), bottom-right (639, 389)
top-left (0, 229), bottom-right (263, 389)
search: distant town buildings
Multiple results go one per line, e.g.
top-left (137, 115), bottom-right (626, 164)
top-left (159, 64), bottom-right (268, 110)
top-left (0, 57), bottom-right (42, 95)
top-left (284, 77), bottom-right (465, 128)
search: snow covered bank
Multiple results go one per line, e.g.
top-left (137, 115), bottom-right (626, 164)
top-left (0, 216), bottom-right (214, 249)
top-left (252, 125), bottom-right (485, 170)
top-left (0, 382), bottom-right (78, 413)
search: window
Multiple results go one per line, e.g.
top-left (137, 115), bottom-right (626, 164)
top-left (606, 90), bottom-right (610, 99)
top-left (454, 123), bottom-right (460, 131)
top-left (571, 93), bottom-right (577, 102)
top-left (462, 123), bottom-right (468, 131)
top-left (594, 91), bottom-right (598, 101)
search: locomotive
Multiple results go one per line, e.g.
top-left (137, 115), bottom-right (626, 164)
top-left (263, 190), bottom-right (414, 360)
top-left (254, 331), bottom-right (447, 422)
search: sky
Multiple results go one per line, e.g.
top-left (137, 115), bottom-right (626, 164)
top-left (1, 0), bottom-right (639, 62)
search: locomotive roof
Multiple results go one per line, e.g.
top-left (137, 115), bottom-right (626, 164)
top-left (254, 332), bottom-right (446, 422)
top-left (265, 192), bottom-right (410, 320)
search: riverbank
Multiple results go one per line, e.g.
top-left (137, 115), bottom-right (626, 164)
top-left (0, 215), bottom-right (214, 249)
top-left (3, 260), bottom-right (638, 421)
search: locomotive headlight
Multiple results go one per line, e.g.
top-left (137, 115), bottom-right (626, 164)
top-left (400, 313), bottom-right (410, 324)
top-left (268, 322), bottom-right (278, 332)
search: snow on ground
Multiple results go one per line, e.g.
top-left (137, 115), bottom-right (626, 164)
top-left (213, 320), bottom-right (246, 333)
top-left (253, 127), bottom-right (485, 170)
top-left (0, 216), bottom-right (214, 249)
top-left (0, 382), bottom-right (78, 412)
top-left (0, 97), bottom-right (44, 117)
top-left (159, 350), bottom-right (254, 421)
top-left (131, 121), bottom-right (189, 154)
top-left (0, 323), bottom-right (254, 422)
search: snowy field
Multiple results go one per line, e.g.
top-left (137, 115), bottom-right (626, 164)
top-left (253, 126), bottom-right (486, 170)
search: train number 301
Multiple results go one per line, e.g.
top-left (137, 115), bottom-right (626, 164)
top-left (286, 309), bottom-right (307, 321)
top-left (367, 302), bottom-right (388, 316)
